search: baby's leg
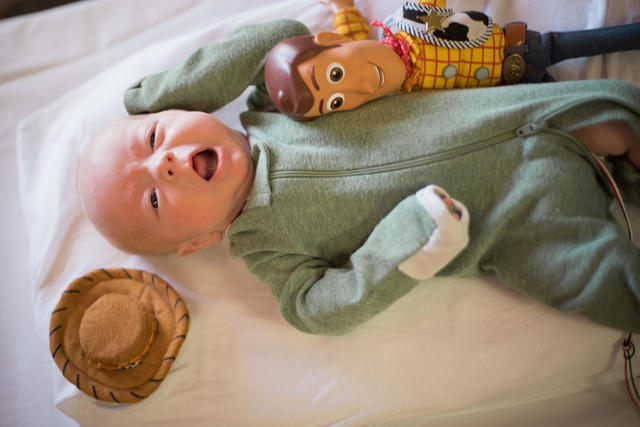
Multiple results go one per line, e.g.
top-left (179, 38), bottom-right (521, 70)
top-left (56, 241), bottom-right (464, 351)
top-left (570, 120), bottom-right (640, 169)
top-left (480, 153), bottom-right (640, 332)
top-left (486, 213), bottom-right (640, 333)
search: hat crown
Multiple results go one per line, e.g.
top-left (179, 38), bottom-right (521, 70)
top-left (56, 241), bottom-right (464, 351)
top-left (79, 293), bottom-right (153, 366)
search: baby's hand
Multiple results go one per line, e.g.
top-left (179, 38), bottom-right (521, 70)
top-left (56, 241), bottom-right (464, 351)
top-left (320, 0), bottom-right (354, 15)
top-left (398, 185), bottom-right (470, 280)
top-left (417, 185), bottom-right (468, 232)
top-left (438, 191), bottom-right (463, 221)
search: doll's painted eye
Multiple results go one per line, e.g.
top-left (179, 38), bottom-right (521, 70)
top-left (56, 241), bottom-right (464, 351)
top-left (327, 93), bottom-right (345, 111)
top-left (326, 63), bottom-right (345, 83)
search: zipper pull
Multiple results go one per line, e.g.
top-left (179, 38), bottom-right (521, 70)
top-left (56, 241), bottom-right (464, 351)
top-left (517, 120), bottom-right (548, 137)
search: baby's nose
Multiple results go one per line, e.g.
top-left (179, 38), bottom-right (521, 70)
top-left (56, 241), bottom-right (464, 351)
top-left (155, 151), bottom-right (177, 181)
top-left (148, 145), bottom-right (193, 182)
top-left (160, 151), bottom-right (176, 181)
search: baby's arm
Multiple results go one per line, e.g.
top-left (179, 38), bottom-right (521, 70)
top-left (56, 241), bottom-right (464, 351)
top-left (233, 186), bottom-right (469, 335)
top-left (124, 20), bottom-right (310, 114)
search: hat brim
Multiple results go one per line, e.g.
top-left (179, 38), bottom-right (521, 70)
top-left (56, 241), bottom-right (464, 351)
top-left (49, 268), bottom-right (189, 403)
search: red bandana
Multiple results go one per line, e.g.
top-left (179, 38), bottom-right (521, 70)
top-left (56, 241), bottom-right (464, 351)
top-left (372, 20), bottom-right (413, 79)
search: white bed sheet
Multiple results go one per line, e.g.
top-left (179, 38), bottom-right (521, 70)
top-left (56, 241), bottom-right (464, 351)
top-left (3, 0), bottom-right (640, 426)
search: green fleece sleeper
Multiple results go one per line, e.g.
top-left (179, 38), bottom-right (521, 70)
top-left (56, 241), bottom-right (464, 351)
top-left (125, 20), bottom-right (640, 335)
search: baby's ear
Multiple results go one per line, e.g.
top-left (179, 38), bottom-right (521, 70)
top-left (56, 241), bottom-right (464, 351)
top-left (176, 231), bottom-right (223, 256)
top-left (314, 32), bottom-right (351, 46)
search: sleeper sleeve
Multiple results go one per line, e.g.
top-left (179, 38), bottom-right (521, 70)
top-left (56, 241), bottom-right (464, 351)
top-left (233, 192), bottom-right (466, 335)
top-left (123, 20), bottom-right (310, 114)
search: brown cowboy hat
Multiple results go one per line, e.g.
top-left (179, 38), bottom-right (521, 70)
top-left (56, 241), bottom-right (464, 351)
top-left (49, 268), bottom-right (189, 403)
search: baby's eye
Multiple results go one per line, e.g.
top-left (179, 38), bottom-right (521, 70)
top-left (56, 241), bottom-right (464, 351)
top-left (327, 93), bottom-right (345, 112)
top-left (150, 190), bottom-right (159, 210)
top-left (149, 131), bottom-right (156, 150)
top-left (326, 62), bottom-right (345, 84)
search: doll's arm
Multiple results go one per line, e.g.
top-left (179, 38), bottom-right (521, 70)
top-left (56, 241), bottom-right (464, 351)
top-left (320, 0), bottom-right (353, 15)
top-left (124, 20), bottom-right (310, 114)
top-left (232, 186), bottom-right (468, 335)
top-left (320, 0), bottom-right (370, 41)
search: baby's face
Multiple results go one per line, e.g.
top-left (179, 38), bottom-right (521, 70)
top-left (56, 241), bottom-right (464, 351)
top-left (78, 110), bottom-right (254, 254)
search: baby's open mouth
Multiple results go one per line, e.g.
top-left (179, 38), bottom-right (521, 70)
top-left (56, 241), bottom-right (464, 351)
top-left (192, 149), bottom-right (218, 181)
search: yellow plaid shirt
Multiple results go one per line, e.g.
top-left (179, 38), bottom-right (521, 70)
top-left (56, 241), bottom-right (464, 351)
top-left (333, 2), bottom-right (505, 91)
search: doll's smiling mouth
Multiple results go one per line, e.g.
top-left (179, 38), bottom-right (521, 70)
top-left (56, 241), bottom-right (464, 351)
top-left (192, 149), bottom-right (218, 181)
top-left (374, 65), bottom-right (384, 89)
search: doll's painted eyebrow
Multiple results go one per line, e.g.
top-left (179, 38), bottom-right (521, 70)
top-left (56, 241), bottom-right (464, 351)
top-left (310, 65), bottom-right (320, 90)
top-left (309, 66), bottom-right (323, 114)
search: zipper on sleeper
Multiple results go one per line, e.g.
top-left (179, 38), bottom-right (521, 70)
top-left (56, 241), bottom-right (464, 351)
top-left (271, 129), bottom-right (518, 180)
top-left (270, 94), bottom-right (638, 180)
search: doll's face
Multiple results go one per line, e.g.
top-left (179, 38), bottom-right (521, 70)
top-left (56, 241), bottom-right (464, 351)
top-left (77, 110), bottom-right (254, 255)
top-left (296, 34), bottom-right (406, 118)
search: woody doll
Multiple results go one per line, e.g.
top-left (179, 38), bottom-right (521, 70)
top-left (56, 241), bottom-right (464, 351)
top-left (265, 0), bottom-right (640, 120)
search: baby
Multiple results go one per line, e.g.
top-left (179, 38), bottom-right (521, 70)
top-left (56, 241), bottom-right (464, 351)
top-left (78, 19), bottom-right (640, 335)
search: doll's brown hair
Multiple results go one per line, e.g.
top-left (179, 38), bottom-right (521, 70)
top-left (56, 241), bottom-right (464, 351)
top-left (265, 35), bottom-right (338, 120)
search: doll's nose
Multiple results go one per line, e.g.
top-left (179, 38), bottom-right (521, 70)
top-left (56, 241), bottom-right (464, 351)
top-left (353, 77), bottom-right (376, 94)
